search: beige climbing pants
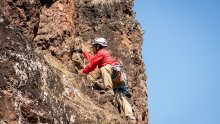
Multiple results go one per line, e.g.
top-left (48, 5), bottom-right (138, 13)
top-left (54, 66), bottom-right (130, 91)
top-left (100, 64), bottom-right (114, 90)
top-left (115, 92), bottom-right (134, 117)
top-left (100, 64), bottom-right (134, 117)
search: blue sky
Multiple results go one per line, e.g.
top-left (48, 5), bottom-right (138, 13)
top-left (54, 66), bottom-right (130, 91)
top-left (134, 0), bottom-right (220, 124)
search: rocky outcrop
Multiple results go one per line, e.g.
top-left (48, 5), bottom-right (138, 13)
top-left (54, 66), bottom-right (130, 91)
top-left (0, 11), bottom-right (116, 123)
top-left (0, 0), bottom-right (148, 123)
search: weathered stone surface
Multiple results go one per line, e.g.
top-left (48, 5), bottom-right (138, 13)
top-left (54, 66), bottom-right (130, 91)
top-left (33, 0), bottom-right (75, 65)
top-left (0, 0), bottom-right (148, 123)
top-left (0, 0), bottom-right (41, 41)
top-left (75, 0), bottom-right (148, 123)
top-left (0, 11), bottom-right (125, 124)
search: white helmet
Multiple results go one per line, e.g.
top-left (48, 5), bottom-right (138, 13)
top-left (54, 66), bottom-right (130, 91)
top-left (92, 37), bottom-right (107, 47)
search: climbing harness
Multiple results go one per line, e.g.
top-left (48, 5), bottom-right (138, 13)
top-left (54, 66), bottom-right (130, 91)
top-left (111, 65), bottom-right (127, 82)
top-left (112, 65), bottom-right (131, 98)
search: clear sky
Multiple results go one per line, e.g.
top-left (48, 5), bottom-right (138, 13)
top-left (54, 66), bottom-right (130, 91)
top-left (134, 0), bottom-right (220, 124)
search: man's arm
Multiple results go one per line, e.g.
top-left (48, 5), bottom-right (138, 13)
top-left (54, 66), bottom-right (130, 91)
top-left (82, 52), bottom-right (103, 74)
top-left (82, 51), bottom-right (94, 62)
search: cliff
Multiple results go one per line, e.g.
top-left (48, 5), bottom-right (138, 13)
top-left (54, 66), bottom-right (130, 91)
top-left (0, 0), bottom-right (148, 123)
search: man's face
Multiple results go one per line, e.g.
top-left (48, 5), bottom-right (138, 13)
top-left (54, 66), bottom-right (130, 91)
top-left (92, 45), bottom-right (97, 54)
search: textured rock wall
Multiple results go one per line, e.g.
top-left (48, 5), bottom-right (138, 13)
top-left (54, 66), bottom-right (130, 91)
top-left (0, 0), bottom-right (148, 123)
top-left (0, 11), bottom-right (113, 123)
top-left (33, 0), bottom-right (75, 65)
top-left (74, 0), bottom-right (147, 122)
top-left (0, 0), bottom-right (41, 41)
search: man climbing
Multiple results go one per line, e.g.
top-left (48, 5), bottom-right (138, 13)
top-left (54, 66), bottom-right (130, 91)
top-left (72, 37), bottom-right (136, 122)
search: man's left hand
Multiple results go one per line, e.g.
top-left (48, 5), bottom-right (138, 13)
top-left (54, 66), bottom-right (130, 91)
top-left (78, 69), bottom-right (87, 76)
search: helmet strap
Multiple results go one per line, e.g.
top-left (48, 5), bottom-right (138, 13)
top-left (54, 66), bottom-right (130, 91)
top-left (96, 45), bottom-right (103, 51)
top-left (93, 44), bottom-right (105, 53)
top-left (96, 45), bottom-right (100, 50)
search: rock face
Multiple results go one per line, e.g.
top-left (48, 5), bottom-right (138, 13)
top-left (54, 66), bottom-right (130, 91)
top-left (0, 0), bottom-right (148, 123)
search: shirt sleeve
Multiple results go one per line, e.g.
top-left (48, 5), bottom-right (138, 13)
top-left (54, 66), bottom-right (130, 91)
top-left (82, 51), bottom-right (94, 62)
top-left (82, 52), bottom-right (104, 74)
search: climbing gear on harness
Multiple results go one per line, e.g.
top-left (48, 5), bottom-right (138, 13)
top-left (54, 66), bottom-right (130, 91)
top-left (114, 86), bottom-right (131, 98)
top-left (111, 67), bottom-right (119, 79)
top-left (112, 65), bottom-right (127, 83)
top-left (92, 37), bottom-right (107, 46)
top-left (112, 65), bottom-right (132, 98)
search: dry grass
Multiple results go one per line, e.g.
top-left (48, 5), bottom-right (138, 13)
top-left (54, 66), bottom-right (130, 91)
top-left (91, 0), bottom-right (123, 5)
top-left (43, 53), bottom-right (104, 120)
top-left (44, 53), bottom-right (78, 86)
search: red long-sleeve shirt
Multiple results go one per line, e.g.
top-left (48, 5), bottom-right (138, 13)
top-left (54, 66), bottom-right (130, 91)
top-left (82, 48), bottom-right (119, 74)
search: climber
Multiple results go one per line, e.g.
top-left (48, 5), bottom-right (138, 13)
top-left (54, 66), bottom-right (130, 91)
top-left (72, 37), bottom-right (136, 122)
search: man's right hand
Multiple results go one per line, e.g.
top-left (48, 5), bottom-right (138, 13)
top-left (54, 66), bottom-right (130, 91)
top-left (71, 48), bottom-right (83, 53)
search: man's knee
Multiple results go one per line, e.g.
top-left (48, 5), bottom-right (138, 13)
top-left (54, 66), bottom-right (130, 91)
top-left (101, 65), bottom-right (112, 75)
